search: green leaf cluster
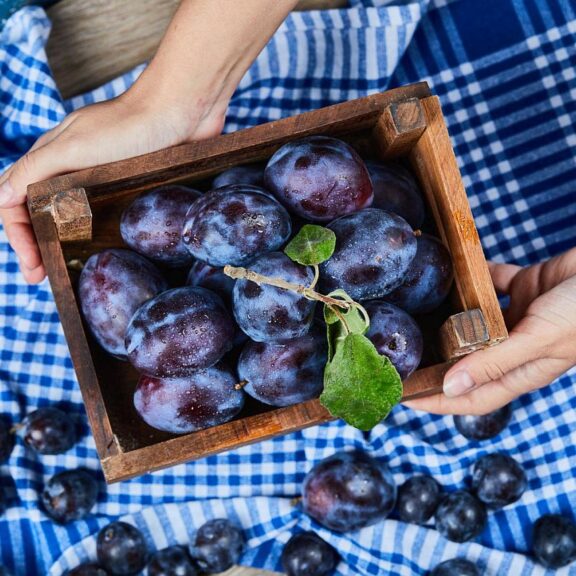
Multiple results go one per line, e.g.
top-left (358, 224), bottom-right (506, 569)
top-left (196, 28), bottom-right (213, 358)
top-left (321, 333), bottom-right (403, 430)
top-left (283, 224), bottom-right (404, 431)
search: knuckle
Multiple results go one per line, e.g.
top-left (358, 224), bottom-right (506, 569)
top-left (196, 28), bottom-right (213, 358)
top-left (18, 151), bottom-right (37, 178)
top-left (480, 361), bottom-right (507, 382)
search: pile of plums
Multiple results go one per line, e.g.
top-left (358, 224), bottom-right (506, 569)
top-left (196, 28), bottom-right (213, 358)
top-left (9, 403), bottom-right (572, 574)
top-left (65, 517), bottom-right (245, 576)
top-left (78, 135), bottom-right (455, 436)
top-left (0, 407), bottom-right (105, 527)
top-left (296, 409), bottom-right (576, 574)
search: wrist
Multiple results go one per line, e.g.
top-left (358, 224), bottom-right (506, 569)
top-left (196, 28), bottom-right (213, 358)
top-left (121, 65), bottom-right (229, 143)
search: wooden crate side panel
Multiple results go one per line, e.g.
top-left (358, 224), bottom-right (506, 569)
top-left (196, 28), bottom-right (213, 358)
top-left (27, 84), bottom-right (431, 213)
top-left (102, 361), bottom-right (449, 482)
top-left (102, 399), bottom-right (334, 482)
top-left (409, 96), bottom-right (508, 344)
top-left (30, 212), bottom-right (118, 461)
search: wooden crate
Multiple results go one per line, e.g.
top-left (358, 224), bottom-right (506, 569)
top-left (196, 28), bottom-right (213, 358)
top-left (27, 82), bottom-right (507, 483)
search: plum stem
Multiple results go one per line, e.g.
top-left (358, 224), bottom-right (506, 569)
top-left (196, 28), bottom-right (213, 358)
top-left (66, 259), bottom-right (85, 271)
top-left (330, 305), bottom-right (351, 334)
top-left (290, 496), bottom-right (302, 507)
top-left (223, 265), bottom-right (351, 310)
top-left (310, 264), bottom-right (320, 290)
top-left (234, 380), bottom-right (248, 390)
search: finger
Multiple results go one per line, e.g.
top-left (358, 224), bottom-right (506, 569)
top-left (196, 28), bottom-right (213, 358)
top-left (487, 261), bottom-right (522, 295)
top-left (0, 129), bottom-right (60, 186)
top-left (403, 355), bottom-right (570, 415)
top-left (1, 204), bottom-right (43, 270)
top-left (0, 134), bottom-right (80, 209)
top-left (441, 331), bottom-right (544, 398)
top-left (0, 165), bottom-right (13, 188)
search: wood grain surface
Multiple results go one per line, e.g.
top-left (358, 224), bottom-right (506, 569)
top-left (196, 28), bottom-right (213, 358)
top-left (408, 96), bottom-right (508, 347)
top-left (46, 0), bottom-right (348, 99)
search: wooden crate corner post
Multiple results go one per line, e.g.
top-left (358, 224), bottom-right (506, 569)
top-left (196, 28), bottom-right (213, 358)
top-left (51, 187), bottom-right (93, 242)
top-left (372, 97), bottom-right (427, 158)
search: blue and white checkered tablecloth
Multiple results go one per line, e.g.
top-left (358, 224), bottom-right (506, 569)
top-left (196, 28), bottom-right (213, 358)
top-left (0, 1), bottom-right (575, 574)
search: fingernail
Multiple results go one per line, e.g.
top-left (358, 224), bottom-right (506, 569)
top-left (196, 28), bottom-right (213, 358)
top-left (443, 370), bottom-right (476, 397)
top-left (0, 180), bottom-right (14, 207)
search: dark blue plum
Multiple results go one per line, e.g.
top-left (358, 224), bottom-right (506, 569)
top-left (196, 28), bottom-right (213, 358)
top-left (385, 234), bottom-right (453, 314)
top-left (366, 161), bottom-right (425, 229)
top-left (281, 531), bottom-right (339, 576)
top-left (97, 522), bottom-right (148, 575)
top-left (125, 287), bottom-right (235, 378)
top-left (120, 185), bottom-right (201, 266)
top-left (22, 407), bottom-right (76, 455)
top-left (212, 164), bottom-right (265, 189)
top-left (134, 362), bottom-right (244, 434)
top-left (454, 405), bottom-right (512, 441)
top-left (186, 261), bottom-right (235, 307)
top-left (190, 519), bottom-right (245, 573)
top-left (66, 565), bottom-right (109, 576)
top-left (264, 136), bottom-right (373, 221)
top-left (471, 453), bottom-right (527, 509)
top-left (430, 558), bottom-right (480, 576)
top-left (320, 209), bottom-right (417, 301)
top-left (233, 252), bottom-right (316, 342)
top-left (41, 469), bottom-right (98, 524)
top-left (238, 325), bottom-right (327, 407)
top-left (182, 184), bottom-right (292, 267)
top-left (302, 450), bottom-right (396, 532)
top-left (364, 301), bottom-right (423, 380)
top-left (186, 262), bottom-right (248, 348)
top-left (434, 491), bottom-right (487, 543)
top-left (396, 475), bottom-right (441, 524)
top-left (147, 546), bottom-right (198, 576)
top-left (532, 514), bottom-right (576, 569)
top-left (0, 419), bottom-right (13, 463)
top-left (79, 249), bottom-right (168, 359)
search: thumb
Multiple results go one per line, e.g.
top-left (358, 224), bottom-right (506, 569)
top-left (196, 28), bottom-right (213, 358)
top-left (442, 332), bottom-right (543, 397)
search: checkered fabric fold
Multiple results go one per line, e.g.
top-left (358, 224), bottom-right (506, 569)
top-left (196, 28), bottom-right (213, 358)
top-left (0, 1), bottom-right (575, 574)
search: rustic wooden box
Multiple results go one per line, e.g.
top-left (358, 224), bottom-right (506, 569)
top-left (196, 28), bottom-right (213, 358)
top-left (27, 82), bottom-right (507, 483)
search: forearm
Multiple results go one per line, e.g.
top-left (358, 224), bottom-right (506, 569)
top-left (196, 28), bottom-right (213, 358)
top-left (129, 0), bottom-right (299, 129)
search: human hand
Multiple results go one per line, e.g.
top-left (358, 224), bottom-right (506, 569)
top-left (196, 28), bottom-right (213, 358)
top-left (0, 92), bottom-right (225, 284)
top-left (404, 247), bottom-right (576, 415)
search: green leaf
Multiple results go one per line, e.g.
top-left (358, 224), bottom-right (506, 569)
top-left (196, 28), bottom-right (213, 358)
top-left (284, 225), bottom-right (336, 266)
top-left (323, 290), bottom-right (370, 361)
top-left (320, 334), bottom-right (403, 430)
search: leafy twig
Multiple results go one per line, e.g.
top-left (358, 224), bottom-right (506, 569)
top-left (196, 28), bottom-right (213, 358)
top-left (223, 265), bottom-right (351, 310)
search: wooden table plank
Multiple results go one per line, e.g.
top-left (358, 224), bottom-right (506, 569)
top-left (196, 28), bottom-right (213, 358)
top-left (46, 0), bottom-right (348, 99)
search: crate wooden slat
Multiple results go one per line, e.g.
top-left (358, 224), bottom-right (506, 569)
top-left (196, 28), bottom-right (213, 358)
top-left (28, 82), bottom-right (507, 482)
top-left (408, 96), bottom-right (508, 345)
